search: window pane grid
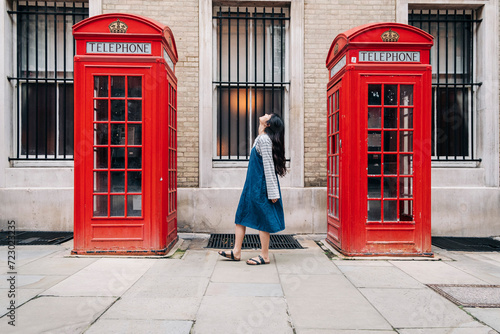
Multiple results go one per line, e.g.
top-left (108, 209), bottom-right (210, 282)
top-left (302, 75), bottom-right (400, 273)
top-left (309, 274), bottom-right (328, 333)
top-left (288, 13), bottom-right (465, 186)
top-left (9, 0), bottom-right (89, 160)
top-left (409, 9), bottom-right (481, 162)
top-left (327, 90), bottom-right (340, 220)
top-left (213, 6), bottom-right (289, 161)
top-left (367, 84), bottom-right (414, 223)
top-left (92, 75), bottom-right (143, 218)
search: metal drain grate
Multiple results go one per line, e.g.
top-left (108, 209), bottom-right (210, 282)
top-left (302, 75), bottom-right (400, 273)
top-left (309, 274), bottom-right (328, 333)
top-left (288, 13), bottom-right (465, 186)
top-left (432, 237), bottom-right (500, 252)
top-left (0, 231), bottom-right (73, 246)
top-left (428, 284), bottom-right (500, 308)
top-left (206, 234), bottom-right (303, 250)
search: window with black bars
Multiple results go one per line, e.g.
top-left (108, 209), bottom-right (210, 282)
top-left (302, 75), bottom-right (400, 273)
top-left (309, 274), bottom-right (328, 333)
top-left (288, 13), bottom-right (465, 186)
top-left (8, 0), bottom-right (89, 160)
top-left (213, 5), bottom-right (289, 161)
top-left (409, 9), bottom-right (482, 161)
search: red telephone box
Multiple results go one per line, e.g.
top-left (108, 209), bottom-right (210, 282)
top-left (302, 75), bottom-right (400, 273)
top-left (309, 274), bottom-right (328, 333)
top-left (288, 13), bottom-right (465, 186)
top-left (325, 23), bottom-right (433, 256)
top-left (72, 14), bottom-right (178, 255)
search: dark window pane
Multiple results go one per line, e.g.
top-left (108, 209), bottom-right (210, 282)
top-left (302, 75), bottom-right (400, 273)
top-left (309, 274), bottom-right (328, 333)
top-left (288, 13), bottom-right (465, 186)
top-left (111, 100), bottom-right (126, 121)
top-left (94, 76), bottom-right (108, 97)
top-left (384, 154), bottom-right (397, 175)
top-left (368, 107), bottom-right (381, 128)
top-left (93, 195), bottom-right (108, 217)
top-left (368, 131), bottom-right (381, 152)
top-left (111, 76), bottom-right (125, 97)
top-left (94, 123), bottom-right (108, 145)
top-left (400, 85), bottom-right (413, 106)
top-left (368, 84), bottom-right (382, 105)
top-left (94, 100), bottom-right (108, 121)
top-left (110, 195), bottom-right (125, 216)
top-left (400, 200), bottom-right (413, 221)
top-left (384, 200), bottom-right (397, 221)
top-left (384, 85), bottom-right (398, 105)
top-left (383, 177), bottom-right (398, 198)
top-left (128, 148), bottom-right (142, 168)
top-left (368, 200), bottom-right (381, 221)
top-left (94, 147), bottom-right (108, 169)
top-left (384, 131), bottom-right (398, 152)
top-left (368, 177), bottom-right (381, 198)
top-left (128, 124), bottom-right (142, 145)
top-left (110, 171), bottom-right (125, 193)
top-left (384, 108), bottom-right (397, 128)
top-left (400, 107), bottom-right (413, 129)
top-left (368, 154), bottom-right (381, 174)
top-left (111, 147), bottom-right (125, 168)
top-left (128, 76), bottom-right (142, 97)
top-left (128, 171), bottom-right (142, 192)
top-left (400, 177), bottom-right (413, 198)
top-left (127, 195), bottom-right (142, 216)
top-left (400, 131), bottom-right (413, 152)
top-left (58, 84), bottom-right (74, 156)
top-left (21, 83), bottom-right (56, 156)
top-left (111, 124), bottom-right (126, 145)
top-left (128, 100), bottom-right (142, 121)
top-left (93, 172), bottom-right (108, 193)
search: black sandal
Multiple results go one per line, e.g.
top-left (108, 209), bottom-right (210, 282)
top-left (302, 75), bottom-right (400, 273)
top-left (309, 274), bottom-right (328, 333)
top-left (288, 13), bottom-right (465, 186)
top-left (246, 255), bottom-right (270, 265)
top-left (218, 250), bottom-right (240, 261)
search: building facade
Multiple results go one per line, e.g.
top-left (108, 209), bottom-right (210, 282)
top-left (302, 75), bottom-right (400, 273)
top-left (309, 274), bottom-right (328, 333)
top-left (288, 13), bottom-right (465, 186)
top-left (1, 0), bottom-right (499, 237)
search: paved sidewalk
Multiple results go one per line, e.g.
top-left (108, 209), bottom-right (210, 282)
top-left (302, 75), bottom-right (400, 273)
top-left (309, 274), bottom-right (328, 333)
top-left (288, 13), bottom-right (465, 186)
top-left (1, 234), bottom-right (499, 333)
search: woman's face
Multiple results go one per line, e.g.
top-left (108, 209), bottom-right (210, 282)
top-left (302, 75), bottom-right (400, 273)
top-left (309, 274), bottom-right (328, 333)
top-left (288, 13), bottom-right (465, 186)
top-left (259, 114), bottom-right (272, 126)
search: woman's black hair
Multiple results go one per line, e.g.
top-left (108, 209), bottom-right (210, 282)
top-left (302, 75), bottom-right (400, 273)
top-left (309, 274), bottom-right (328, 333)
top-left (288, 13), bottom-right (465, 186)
top-left (264, 113), bottom-right (287, 177)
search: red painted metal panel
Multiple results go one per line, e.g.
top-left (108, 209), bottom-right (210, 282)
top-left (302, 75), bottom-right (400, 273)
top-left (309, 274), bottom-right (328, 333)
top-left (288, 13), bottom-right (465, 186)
top-left (72, 14), bottom-right (178, 255)
top-left (326, 23), bottom-right (433, 256)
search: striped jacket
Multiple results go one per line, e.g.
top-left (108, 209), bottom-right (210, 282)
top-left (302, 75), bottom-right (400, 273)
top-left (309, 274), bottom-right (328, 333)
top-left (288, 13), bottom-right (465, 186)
top-left (253, 134), bottom-right (280, 200)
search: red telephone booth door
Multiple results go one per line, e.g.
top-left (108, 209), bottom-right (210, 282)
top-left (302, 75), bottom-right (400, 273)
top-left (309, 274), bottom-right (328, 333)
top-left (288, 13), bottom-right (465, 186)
top-left (327, 80), bottom-right (342, 248)
top-left (83, 67), bottom-right (153, 249)
top-left (360, 74), bottom-right (429, 253)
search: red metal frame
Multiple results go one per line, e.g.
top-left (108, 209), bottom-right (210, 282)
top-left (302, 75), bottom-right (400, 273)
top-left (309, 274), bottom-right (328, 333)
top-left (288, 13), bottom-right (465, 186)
top-left (326, 23), bottom-right (433, 256)
top-left (72, 14), bottom-right (178, 255)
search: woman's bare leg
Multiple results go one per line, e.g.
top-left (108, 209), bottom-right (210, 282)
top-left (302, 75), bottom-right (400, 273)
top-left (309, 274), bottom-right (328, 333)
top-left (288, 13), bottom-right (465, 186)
top-left (233, 224), bottom-right (246, 259)
top-left (258, 230), bottom-right (270, 263)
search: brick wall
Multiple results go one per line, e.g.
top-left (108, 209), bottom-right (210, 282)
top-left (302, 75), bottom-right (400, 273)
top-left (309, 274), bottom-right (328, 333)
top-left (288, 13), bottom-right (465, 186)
top-left (103, 0), bottom-right (200, 187)
top-left (303, 0), bottom-right (396, 187)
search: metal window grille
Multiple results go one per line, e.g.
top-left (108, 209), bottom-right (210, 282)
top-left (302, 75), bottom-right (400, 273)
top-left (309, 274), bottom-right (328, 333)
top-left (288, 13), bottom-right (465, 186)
top-left (8, 0), bottom-right (89, 160)
top-left (409, 9), bottom-right (482, 162)
top-left (213, 5), bottom-right (290, 161)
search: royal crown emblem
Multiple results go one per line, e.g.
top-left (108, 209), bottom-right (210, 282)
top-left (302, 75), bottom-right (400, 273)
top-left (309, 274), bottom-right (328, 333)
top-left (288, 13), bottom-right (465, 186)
top-left (109, 19), bottom-right (128, 33)
top-left (381, 29), bottom-right (399, 42)
top-left (333, 43), bottom-right (339, 55)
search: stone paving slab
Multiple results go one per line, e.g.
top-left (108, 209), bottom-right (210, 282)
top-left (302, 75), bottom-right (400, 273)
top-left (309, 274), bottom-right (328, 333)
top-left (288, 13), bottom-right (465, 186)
top-left (398, 327), bottom-right (496, 334)
top-left (86, 319), bottom-right (194, 334)
top-left (465, 308), bottom-right (500, 332)
top-left (192, 295), bottom-right (292, 334)
top-left (0, 288), bottom-right (43, 317)
top-left (101, 295), bottom-right (202, 321)
top-left (0, 295), bottom-right (116, 334)
top-left (17, 256), bottom-right (97, 276)
top-left (359, 287), bottom-right (479, 329)
top-left (41, 258), bottom-right (156, 297)
top-left (296, 330), bottom-right (397, 334)
top-left (205, 282), bottom-right (283, 297)
top-left (124, 275), bottom-right (210, 298)
top-left (274, 251), bottom-right (342, 275)
top-left (286, 296), bottom-right (393, 330)
top-left (337, 264), bottom-right (424, 289)
top-left (445, 253), bottom-right (500, 285)
top-left (0, 274), bottom-right (67, 290)
top-left (390, 260), bottom-right (488, 285)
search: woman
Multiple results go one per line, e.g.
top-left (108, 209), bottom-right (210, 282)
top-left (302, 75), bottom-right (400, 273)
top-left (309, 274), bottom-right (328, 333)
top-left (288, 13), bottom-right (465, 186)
top-left (219, 113), bottom-right (287, 265)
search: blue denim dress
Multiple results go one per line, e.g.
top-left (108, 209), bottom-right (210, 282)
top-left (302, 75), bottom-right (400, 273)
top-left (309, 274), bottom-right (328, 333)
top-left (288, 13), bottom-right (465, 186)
top-left (234, 146), bottom-right (285, 233)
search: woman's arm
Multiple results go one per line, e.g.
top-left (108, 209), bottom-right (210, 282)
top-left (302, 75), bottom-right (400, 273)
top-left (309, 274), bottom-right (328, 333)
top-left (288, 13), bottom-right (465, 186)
top-left (257, 135), bottom-right (280, 200)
